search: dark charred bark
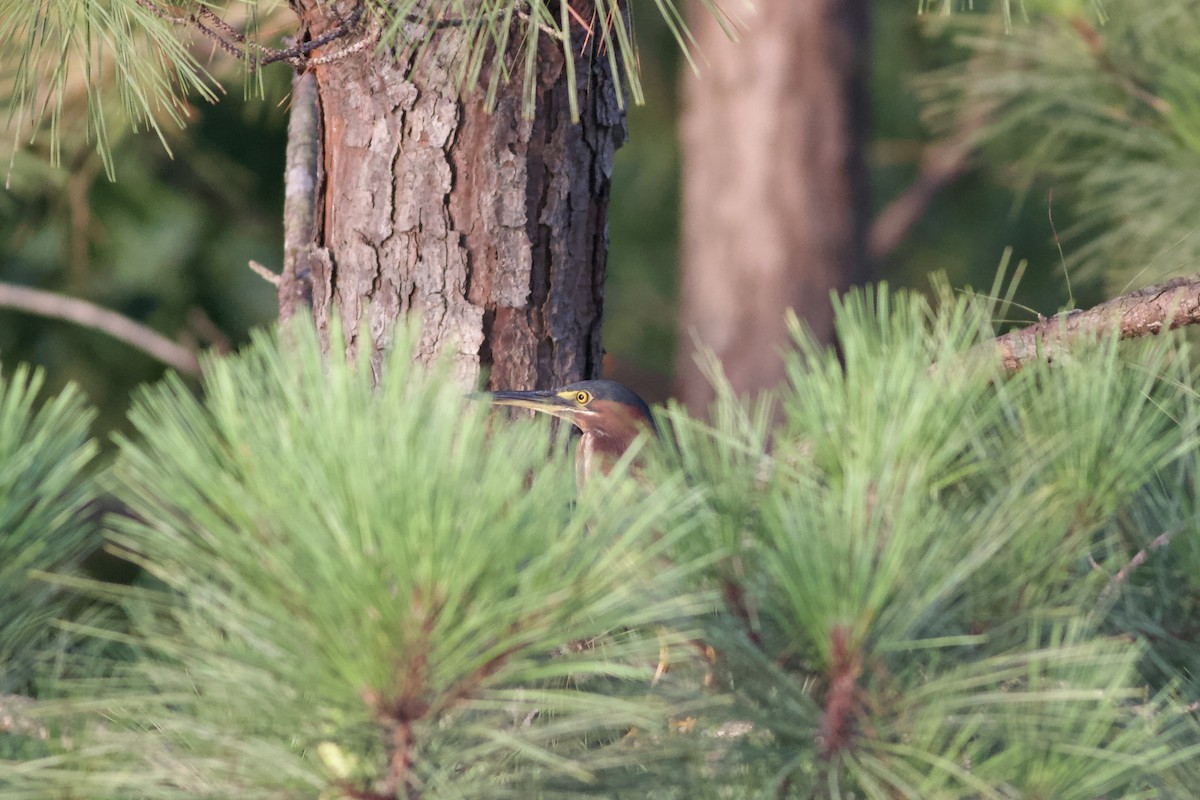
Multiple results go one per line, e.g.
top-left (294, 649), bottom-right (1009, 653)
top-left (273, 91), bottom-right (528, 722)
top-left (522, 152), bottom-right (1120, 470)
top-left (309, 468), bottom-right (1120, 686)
top-left (676, 0), bottom-right (872, 412)
top-left (280, 1), bottom-right (627, 389)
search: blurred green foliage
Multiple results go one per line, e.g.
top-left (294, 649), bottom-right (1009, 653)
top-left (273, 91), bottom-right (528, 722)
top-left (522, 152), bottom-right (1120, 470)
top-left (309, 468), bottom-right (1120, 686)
top-left (0, 366), bottom-right (99, 703)
top-left (918, 2), bottom-right (1200, 294)
top-left (0, 66), bottom-right (290, 435)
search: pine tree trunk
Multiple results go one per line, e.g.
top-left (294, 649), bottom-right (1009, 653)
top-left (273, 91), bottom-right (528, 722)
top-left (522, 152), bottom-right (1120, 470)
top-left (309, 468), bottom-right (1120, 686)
top-left (279, 2), bottom-right (626, 390)
top-left (675, 0), bottom-right (871, 411)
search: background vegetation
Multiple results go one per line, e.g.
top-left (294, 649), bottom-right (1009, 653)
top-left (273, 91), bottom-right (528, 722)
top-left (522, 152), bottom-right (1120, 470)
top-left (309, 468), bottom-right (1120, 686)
top-left (0, 0), bottom-right (1133, 425)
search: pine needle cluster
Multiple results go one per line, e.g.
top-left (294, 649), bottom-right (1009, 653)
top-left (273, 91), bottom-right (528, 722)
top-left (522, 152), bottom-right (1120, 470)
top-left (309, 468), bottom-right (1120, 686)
top-left (3, 288), bottom-right (1200, 797)
top-left (650, 286), bottom-right (1200, 797)
top-left (0, 367), bottom-right (98, 689)
top-left (0, 367), bottom-right (99, 760)
top-left (917, 0), bottom-right (1200, 287)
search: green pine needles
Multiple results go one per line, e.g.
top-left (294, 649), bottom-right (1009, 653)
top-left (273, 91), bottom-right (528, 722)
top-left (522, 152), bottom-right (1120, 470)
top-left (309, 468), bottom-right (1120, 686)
top-left (83, 319), bottom-right (709, 798)
top-left (0, 366), bottom-right (98, 697)
top-left (651, 287), bottom-right (1200, 797)
top-left (5, 288), bottom-right (1200, 797)
top-left (0, 0), bottom-right (219, 176)
top-left (918, 0), bottom-right (1200, 288)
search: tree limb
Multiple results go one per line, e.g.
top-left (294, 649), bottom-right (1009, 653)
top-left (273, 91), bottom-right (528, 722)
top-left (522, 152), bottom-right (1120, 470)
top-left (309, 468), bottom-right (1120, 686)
top-left (0, 283), bottom-right (202, 376)
top-left (989, 275), bottom-right (1200, 374)
top-left (133, 0), bottom-right (366, 68)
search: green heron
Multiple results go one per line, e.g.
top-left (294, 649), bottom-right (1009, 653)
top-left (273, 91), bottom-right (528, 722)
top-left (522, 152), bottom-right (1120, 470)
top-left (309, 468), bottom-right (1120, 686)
top-left (487, 379), bottom-right (656, 486)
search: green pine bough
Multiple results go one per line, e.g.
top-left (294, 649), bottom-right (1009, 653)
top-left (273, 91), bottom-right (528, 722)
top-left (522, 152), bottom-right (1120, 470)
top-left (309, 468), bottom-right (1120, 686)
top-left (4, 286), bottom-right (1200, 798)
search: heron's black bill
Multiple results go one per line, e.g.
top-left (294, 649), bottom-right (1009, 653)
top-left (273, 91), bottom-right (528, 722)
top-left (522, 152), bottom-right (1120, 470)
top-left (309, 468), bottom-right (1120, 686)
top-left (485, 390), bottom-right (574, 414)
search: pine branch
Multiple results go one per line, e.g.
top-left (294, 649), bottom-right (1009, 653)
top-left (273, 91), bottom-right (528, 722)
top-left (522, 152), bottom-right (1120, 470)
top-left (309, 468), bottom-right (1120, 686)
top-left (0, 282), bottom-right (201, 376)
top-left (132, 0), bottom-right (367, 68)
top-left (988, 275), bottom-right (1200, 373)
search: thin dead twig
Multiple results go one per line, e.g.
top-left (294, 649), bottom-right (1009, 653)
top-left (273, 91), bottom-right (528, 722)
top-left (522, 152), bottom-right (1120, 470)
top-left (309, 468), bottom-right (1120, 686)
top-left (249, 259), bottom-right (282, 286)
top-left (1097, 530), bottom-right (1178, 605)
top-left (0, 282), bottom-right (201, 376)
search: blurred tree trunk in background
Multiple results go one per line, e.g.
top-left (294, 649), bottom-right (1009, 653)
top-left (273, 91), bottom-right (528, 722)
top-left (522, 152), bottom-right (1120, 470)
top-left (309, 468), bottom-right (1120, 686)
top-left (278, 1), bottom-right (627, 390)
top-left (676, 0), bottom-right (872, 411)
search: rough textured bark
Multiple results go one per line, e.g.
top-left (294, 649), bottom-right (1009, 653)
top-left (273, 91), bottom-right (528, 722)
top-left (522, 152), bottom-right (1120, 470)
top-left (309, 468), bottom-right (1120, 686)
top-left (676, 0), bottom-right (872, 411)
top-left (280, 2), bottom-right (626, 390)
top-left (985, 275), bottom-right (1200, 374)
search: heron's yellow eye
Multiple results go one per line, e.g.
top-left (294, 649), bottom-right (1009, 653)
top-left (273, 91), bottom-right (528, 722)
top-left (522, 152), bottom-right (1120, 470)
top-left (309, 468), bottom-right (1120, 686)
top-left (575, 390), bottom-right (591, 405)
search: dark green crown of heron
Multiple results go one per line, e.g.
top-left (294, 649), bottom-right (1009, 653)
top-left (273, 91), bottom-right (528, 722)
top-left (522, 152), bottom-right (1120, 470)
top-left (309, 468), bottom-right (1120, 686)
top-left (487, 379), bottom-right (656, 485)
